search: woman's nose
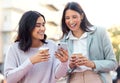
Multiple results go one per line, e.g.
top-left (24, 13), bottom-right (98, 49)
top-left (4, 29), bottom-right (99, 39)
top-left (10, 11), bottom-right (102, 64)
top-left (70, 20), bottom-right (74, 24)
top-left (41, 26), bottom-right (45, 30)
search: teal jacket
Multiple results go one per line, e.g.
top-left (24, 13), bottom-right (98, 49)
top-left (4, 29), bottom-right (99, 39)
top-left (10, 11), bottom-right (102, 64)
top-left (61, 26), bottom-right (118, 83)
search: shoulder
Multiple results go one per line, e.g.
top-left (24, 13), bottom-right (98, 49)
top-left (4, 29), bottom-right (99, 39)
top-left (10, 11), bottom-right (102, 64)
top-left (97, 26), bottom-right (107, 33)
top-left (89, 25), bottom-right (107, 35)
top-left (10, 42), bottom-right (19, 47)
top-left (8, 42), bottom-right (19, 51)
top-left (46, 39), bottom-right (57, 51)
top-left (12, 42), bottom-right (19, 46)
top-left (95, 25), bottom-right (107, 32)
top-left (46, 39), bottom-right (56, 45)
top-left (6, 42), bottom-right (21, 56)
top-left (46, 39), bottom-right (57, 47)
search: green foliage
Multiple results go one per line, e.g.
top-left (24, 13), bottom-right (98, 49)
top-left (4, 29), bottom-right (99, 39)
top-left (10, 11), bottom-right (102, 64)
top-left (108, 25), bottom-right (120, 64)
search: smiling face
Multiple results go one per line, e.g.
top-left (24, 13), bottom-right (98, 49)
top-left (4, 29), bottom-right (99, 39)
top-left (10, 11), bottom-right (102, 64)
top-left (65, 9), bottom-right (83, 32)
top-left (32, 16), bottom-right (46, 40)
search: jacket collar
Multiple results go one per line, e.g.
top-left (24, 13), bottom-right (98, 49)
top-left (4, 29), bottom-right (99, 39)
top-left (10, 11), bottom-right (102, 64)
top-left (65, 26), bottom-right (97, 40)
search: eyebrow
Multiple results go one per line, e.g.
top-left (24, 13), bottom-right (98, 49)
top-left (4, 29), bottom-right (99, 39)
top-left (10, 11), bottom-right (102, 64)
top-left (36, 21), bottom-right (45, 24)
top-left (36, 23), bottom-right (41, 24)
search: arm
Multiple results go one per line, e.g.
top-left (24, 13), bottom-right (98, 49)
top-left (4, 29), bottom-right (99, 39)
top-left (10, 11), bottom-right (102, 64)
top-left (54, 45), bottom-right (69, 79)
top-left (54, 61), bottom-right (68, 79)
top-left (4, 45), bottom-right (33, 83)
top-left (93, 28), bottom-right (118, 72)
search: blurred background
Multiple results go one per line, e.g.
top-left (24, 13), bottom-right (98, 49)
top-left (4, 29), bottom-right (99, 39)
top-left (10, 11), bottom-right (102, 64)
top-left (0, 0), bottom-right (120, 82)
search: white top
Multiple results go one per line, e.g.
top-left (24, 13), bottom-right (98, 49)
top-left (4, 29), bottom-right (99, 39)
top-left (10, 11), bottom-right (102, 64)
top-left (68, 31), bottom-right (92, 72)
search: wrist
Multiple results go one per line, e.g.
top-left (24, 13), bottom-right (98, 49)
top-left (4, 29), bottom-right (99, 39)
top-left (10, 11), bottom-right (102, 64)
top-left (30, 57), bottom-right (35, 64)
top-left (69, 64), bottom-right (75, 69)
top-left (91, 61), bottom-right (96, 69)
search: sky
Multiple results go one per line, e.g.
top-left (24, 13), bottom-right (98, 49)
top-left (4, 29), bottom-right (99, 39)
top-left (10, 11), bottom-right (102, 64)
top-left (5, 0), bottom-right (120, 28)
top-left (74, 0), bottom-right (120, 28)
top-left (38, 0), bottom-right (120, 28)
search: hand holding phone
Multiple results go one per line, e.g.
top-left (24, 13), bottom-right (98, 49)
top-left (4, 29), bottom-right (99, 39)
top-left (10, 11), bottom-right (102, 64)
top-left (55, 42), bottom-right (69, 62)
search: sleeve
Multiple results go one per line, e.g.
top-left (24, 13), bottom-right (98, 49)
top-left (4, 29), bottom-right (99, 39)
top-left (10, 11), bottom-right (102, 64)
top-left (93, 27), bottom-right (118, 72)
top-left (50, 41), bottom-right (69, 79)
top-left (55, 60), bottom-right (69, 79)
top-left (4, 44), bottom-right (33, 83)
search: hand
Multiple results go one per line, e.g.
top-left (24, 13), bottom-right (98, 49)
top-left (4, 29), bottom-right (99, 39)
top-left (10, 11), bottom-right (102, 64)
top-left (75, 54), bottom-right (87, 67)
top-left (30, 49), bottom-right (50, 64)
top-left (82, 59), bottom-right (95, 69)
top-left (55, 48), bottom-right (68, 62)
top-left (69, 55), bottom-right (77, 69)
top-left (75, 55), bottom-right (95, 68)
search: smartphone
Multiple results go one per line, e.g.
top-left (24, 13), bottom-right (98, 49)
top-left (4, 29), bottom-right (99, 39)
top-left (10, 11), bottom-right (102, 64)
top-left (58, 42), bottom-right (68, 50)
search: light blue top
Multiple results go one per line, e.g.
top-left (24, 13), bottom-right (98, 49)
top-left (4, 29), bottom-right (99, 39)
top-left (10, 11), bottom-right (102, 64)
top-left (4, 40), bottom-right (68, 83)
top-left (61, 26), bottom-right (118, 83)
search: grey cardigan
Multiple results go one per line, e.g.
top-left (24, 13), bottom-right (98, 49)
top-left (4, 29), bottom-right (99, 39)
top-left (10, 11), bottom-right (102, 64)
top-left (61, 26), bottom-right (118, 83)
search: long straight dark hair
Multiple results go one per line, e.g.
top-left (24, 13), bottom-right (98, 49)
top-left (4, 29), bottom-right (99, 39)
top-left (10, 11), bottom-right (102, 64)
top-left (15, 11), bottom-right (47, 52)
top-left (61, 2), bottom-right (93, 38)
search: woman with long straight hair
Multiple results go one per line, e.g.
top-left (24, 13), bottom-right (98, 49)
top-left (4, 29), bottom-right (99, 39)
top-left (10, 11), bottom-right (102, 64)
top-left (60, 2), bottom-right (117, 83)
top-left (4, 10), bottom-right (68, 83)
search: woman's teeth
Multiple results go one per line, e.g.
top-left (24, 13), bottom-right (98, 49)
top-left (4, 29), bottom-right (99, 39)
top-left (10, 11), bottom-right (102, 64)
top-left (70, 23), bottom-right (76, 27)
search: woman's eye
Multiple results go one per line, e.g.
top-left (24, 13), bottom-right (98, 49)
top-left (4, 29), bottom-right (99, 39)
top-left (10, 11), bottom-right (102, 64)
top-left (42, 23), bottom-right (45, 27)
top-left (65, 17), bottom-right (70, 20)
top-left (73, 16), bottom-right (77, 18)
top-left (35, 22), bottom-right (45, 27)
top-left (35, 23), bottom-right (41, 27)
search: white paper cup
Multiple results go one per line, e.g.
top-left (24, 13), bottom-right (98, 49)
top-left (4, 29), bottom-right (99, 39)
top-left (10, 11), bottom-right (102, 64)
top-left (38, 47), bottom-right (49, 55)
